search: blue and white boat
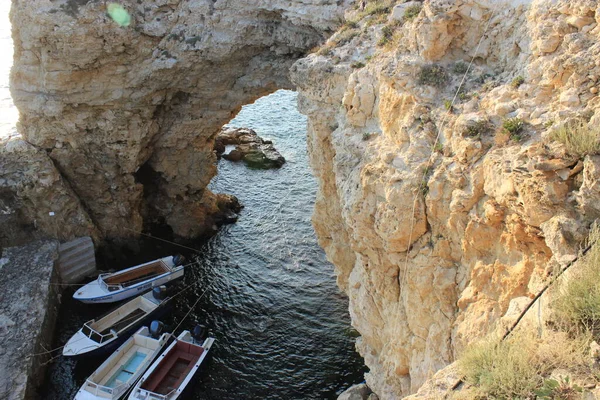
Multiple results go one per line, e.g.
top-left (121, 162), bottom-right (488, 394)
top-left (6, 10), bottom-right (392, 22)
top-left (74, 325), bottom-right (170, 400)
top-left (73, 256), bottom-right (185, 304)
top-left (63, 289), bottom-right (171, 358)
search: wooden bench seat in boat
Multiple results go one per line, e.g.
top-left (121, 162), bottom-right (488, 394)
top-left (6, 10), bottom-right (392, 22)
top-left (141, 341), bottom-right (204, 395)
top-left (104, 262), bottom-right (170, 286)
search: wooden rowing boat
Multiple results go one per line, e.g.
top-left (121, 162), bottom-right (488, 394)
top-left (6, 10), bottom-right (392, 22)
top-left (73, 256), bottom-right (185, 304)
top-left (74, 325), bottom-right (170, 400)
top-left (127, 329), bottom-right (215, 400)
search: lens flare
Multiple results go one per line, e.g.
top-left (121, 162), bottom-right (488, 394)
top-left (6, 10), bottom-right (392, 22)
top-left (107, 3), bottom-right (131, 27)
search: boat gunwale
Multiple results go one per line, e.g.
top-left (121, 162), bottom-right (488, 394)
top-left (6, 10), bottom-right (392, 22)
top-left (78, 327), bottom-right (170, 399)
top-left (76, 267), bottom-right (183, 302)
top-left (130, 332), bottom-right (214, 400)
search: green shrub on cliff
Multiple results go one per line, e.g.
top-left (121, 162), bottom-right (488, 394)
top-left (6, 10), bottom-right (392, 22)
top-left (417, 64), bottom-right (449, 87)
top-left (549, 120), bottom-right (600, 158)
top-left (403, 4), bottom-right (422, 21)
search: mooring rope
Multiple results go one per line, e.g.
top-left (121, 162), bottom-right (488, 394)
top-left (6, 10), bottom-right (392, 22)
top-left (447, 232), bottom-right (599, 394)
top-left (29, 273), bottom-right (203, 362)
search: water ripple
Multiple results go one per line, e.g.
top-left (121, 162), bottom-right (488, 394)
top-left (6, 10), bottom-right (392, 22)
top-left (43, 90), bottom-right (365, 399)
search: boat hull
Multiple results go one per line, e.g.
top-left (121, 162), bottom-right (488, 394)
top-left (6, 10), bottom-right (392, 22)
top-left (128, 333), bottom-right (215, 400)
top-left (64, 300), bottom-right (171, 358)
top-left (74, 327), bottom-right (170, 400)
top-left (75, 269), bottom-right (183, 304)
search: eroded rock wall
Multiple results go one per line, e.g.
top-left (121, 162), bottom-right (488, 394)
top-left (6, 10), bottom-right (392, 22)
top-left (10, 0), bottom-right (349, 239)
top-left (292, 0), bottom-right (600, 397)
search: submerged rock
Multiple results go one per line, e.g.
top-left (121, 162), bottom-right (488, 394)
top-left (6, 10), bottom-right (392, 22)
top-left (215, 127), bottom-right (286, 169)
top-left (338, 383), bottom-right (372, 400)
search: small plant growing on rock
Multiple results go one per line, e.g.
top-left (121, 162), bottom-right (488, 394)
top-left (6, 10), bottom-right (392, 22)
top-left (549, 120), bottom-right (600, 158)
top-left (362, 132), bottom-right (371, 141)
top-left (351, 61), bottom-right (365, 69)
top-left (535, 377), bottom-right (582, 400)
top-left (434, 142), bottom-right (443, 153)
top-left (378, 24), bottom-right (395, 47)
top-left (418, 64), bottom-right (449, 88)
top-left (334, 29), bottom-right (359, 47)
top-left (463, 120), bottom-right (489, 138)
top-left (502, 117), bottom-right (524, 141)
top-left (511, 75), bottom-right (525, 89)
top-left (444, 99), bottom-right (453, 112)
top-left (419, 180), bottom-right (429, 196)
top-left (552, 224), bottom-right (600, 331)
top-left (404, 4), bottom-right (422, 20)
top-left (452, 61), bottom-right (470, 75)
top-left (365, 1), bottom-right (392, 16)
top-left (458, 91), bottom-right (471, 101)
top-left (345, 20), bottom-right (359, 29)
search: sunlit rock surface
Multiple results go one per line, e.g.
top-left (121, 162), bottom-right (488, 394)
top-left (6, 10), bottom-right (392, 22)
top-left (9, 0), bottom-right (348, 239)
top-left (292, 0), bottom-right (600, 397)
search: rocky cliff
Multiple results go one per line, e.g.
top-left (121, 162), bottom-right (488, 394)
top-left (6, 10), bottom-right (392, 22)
top-left (8, 0), bottom-right (349, 240)
top-left (8, 0), bottom-right (600, 398)
top-left (291, 0), bottom-right (600, 397)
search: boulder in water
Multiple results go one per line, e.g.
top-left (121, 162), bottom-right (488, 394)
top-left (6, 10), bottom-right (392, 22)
top-left (215, 127), bottom-right (285, 169)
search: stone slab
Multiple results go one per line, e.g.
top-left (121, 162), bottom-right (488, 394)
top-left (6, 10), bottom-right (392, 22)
top-left (0, 239), bottom-right (61, 400)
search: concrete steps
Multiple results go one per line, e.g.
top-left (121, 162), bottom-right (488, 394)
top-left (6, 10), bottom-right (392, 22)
top-left (57, 236), bottom-right (97, 284)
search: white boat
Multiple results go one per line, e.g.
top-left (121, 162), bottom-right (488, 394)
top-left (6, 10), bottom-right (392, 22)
top-left (128, 329), bottom-right (215, 400)
top-left (74, 326), bottom-right (170, 400)
top-left (74, 256), bottom-right (185, 304)
top-left (63, 290), bottom-right (171, 357)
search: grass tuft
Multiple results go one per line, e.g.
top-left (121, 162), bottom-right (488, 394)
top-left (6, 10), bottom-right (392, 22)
top-left (503, 117), bottom-right (524, 141)
top-left (460, 333), bottom-right (544, 399)
top-left (511, 75), bottom-right (525, 89)
top-left (418, 64), bottom-right (449, 88)
top-left (452, 61), bottom-right (469, 75)
top-left (403, 4), bottom-right (422, 21)
top-left (463, 120), bottom-right (488, 138)
top-left (460, 330), bottom-right (590, 400)
top-left (549, 120), bottom-right (600, 158)
top-left (552, 224), bottom-right (600, 333)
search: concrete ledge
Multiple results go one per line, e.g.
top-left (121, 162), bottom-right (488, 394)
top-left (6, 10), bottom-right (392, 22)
top-left (0, 239), bottom-right (61, 400)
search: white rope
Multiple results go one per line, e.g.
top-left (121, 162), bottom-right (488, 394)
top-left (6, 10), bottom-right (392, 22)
top-left (398, 2), bottom-right (502, 298)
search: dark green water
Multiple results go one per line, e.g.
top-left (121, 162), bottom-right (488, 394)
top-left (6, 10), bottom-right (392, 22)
top-left (43, 90), bottom-right (366, 399)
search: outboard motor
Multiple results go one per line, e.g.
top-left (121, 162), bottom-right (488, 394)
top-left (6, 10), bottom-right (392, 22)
top-left (173, 254), bottom-right (185, 266)
top-left (152, 285), bottom-right (168, 300)
top-left (149, 320), bottom-right (165, 339)
top-left (191, 324), bottom-right (208, 344)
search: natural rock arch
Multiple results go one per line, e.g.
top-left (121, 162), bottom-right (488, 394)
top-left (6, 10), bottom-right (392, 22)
top-left (9, 0), bottom-right (349, 239)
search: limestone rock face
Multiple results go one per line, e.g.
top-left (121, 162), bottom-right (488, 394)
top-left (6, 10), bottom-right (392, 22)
top-left (9, 0), bottom-right (348, 239)
top-left (0, 136), bottom-right (98, 248)
top-left (292, 0), bottom-right (600, 397)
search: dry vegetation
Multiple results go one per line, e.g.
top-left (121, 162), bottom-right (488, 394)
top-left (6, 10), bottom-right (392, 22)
top-left (458, 225), bottom-right (600, 399)
top-left (550, 120), bottom-right (600, 158)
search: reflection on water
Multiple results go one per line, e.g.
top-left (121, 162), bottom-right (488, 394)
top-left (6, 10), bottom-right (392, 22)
top-left (44, 91), bottom-right (366, 399)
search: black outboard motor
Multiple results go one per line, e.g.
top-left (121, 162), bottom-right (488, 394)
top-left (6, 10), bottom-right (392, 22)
top-left (149, 320), bottom-right (165, 339)
top-left (191, 324), bottom-right (208, 344)
top-left (173, 254), bottom-right (185, 267)
top-left (152, 285), bottom-right (168, 300)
